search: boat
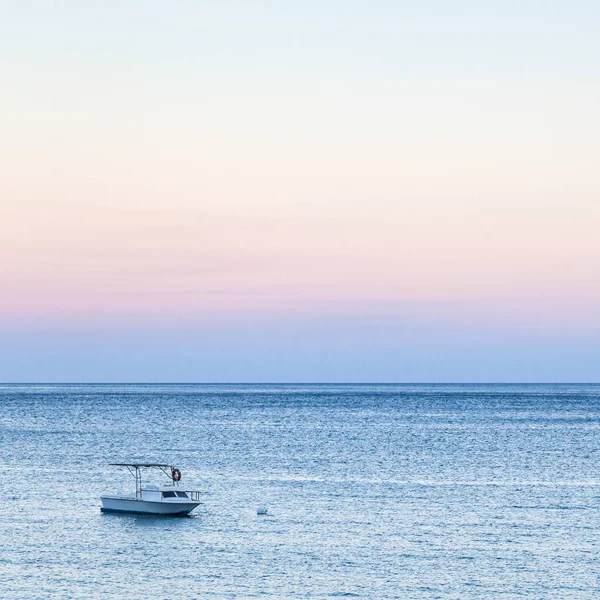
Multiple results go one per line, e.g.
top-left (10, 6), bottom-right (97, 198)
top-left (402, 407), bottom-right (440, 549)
top-left (100, 463), bottom-right (201, 516)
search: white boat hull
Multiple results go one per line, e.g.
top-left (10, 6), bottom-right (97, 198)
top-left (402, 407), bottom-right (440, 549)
top-left (101, 496), bottom-right (200, 516)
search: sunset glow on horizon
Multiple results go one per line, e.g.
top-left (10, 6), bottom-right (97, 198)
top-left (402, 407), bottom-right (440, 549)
top-left (1, 1), bottom-right (599, 381)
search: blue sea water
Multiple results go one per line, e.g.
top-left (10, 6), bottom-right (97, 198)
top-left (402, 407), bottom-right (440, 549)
top-left (1, 383), bottom-right (599, 599)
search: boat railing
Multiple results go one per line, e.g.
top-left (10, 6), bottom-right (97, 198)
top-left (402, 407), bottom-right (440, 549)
top-left (186, 490), bottom-right (201, 501)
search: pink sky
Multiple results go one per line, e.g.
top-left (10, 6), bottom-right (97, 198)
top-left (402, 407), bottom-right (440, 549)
top-left (1, 1), bottom-right (599, 380)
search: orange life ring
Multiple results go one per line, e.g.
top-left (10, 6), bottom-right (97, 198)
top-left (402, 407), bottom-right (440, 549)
top-left (172, 468), bottom-right (182, 482)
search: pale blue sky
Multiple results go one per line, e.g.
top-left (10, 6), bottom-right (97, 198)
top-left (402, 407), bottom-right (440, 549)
top-left (1, 1), bottom-right (599, 381)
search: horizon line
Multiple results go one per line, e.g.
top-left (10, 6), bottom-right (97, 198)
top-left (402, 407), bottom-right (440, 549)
top-left (1, 381), bottom-right (599, 386)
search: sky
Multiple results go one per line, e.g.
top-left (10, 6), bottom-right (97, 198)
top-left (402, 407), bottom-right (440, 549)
top-left (1, 1), bottom-right (599, 382)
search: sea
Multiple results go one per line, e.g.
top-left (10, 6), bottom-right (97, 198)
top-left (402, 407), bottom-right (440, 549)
top-left (0, 383), bottom-right (599, 599)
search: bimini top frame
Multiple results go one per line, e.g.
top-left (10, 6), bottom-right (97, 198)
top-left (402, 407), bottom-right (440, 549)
top-left (109, 463), bottom-right (181, 499)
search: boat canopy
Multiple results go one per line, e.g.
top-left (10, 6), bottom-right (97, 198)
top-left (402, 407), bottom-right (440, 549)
top-left (109, 463), bottom-right (183, 498)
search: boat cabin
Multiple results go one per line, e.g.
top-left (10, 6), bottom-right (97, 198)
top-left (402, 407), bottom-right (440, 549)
top-left (139, 484), bottom-right (199, 502)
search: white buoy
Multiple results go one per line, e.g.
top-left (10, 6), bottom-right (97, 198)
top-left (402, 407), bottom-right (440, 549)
top-left (257, 505), bottom-right (268, 515)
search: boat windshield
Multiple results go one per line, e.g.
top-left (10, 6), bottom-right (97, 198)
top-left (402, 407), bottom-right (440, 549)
top-left (176, 492), bottom-right (188, 498)
top-left (162, 491), bottom-right (177, 498)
